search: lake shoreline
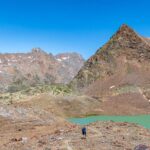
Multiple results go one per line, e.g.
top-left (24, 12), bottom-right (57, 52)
top-left (68, 115), bottom-right (150, 129)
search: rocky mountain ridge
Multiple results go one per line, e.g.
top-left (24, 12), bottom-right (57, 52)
top-left (71, 24), bottom-right (150, 89)
top-left (70, 24), bottom-right (150, 115)
top-left (0, 48), bottom-right (84, 93)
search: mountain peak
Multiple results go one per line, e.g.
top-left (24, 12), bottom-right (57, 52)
top-left (115, 24), bottom-right (138, 38)
top-left (71, 25), bottom-right (150, 90)
top-left (97, 24), bottom-right (150, 52)
top-left (31, 48), bottom-right (47, 54)
top-left (119, 24), bottom-right (132, 31)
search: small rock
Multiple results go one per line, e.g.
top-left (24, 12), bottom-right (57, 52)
top-left (11, 138), bottom-right (18, 142)
top-left (18, 128), bottom-right (22, 131)
top-left (54, 129), bottom-right (61, 134)
top-left (134, 144), bottom-right (150, 150)
top-left (21, 137), bottom-right (28, 143)
top-left (38, 140), bottom-right (47, 145)
top-left (57, 137), bottom-right (63, 140)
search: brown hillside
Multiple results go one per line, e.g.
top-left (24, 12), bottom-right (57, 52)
top-left (70, 24), bottom-right (150, 115)
top-left (71, 24), bottom-right (150, 89)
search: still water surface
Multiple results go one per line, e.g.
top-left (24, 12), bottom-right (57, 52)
top-left (69, 115), bottom-right (150, 129)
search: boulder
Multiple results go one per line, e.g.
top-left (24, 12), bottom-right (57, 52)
top-left (134, 144), bottom-right (150, 150)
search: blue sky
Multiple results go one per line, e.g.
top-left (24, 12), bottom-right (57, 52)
top-left (0, 0), bottom-right (150, 59)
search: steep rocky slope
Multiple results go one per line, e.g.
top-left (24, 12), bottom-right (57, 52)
top-left (55, 52), bottom-right (84, 81)
top-left (71, 24), bottom-right (150, 89)
top-left (0, 48), bottom-right (84, 93)
top-left (71, 24), bottom-right (150, 115)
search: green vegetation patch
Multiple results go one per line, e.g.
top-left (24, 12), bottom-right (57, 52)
top-left (115, 85), bottom-right (139, 94)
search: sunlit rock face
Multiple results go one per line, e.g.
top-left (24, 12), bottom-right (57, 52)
top-left (0, 48), bottom-right (84, 93)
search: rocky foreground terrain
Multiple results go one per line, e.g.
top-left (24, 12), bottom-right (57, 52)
top-left (0, 115), bottom-right (150, 150)
top-left (0, 89), bottom-right (149, 149)
top-left (0, 94), bottom-right (150, 150)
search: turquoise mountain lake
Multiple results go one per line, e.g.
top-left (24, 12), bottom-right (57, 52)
top-left (68, 115), bottom-right (150, 129)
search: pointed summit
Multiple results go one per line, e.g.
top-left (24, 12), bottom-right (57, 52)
top-left (31, 48), bottom-right (46, 54)
top-left (114, 24), bottom-right (139, 39)
top-left (97, 24), bottom-right (150, 52)
top-left (118, 24), bottom-right (133, 32)
top-left (120, 24), bottom-right (130, 28)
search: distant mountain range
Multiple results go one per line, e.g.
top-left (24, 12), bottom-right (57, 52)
top-left (0, 48), bottom-right (84, 92)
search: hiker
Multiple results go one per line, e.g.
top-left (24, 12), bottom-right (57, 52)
top-left (82, 127), bottom-right (87, 138)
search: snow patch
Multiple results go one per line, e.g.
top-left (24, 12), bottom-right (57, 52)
top-left (62, 56), bottom-right (69, 60)
top-left (110, 85), bottom-right (115, 89)
top-left (28, 56), bottom-right (32, 59)
top-left (57, 56), bottom-right (70, 61)
top-left (57, 58), bottom-right (62, 62)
